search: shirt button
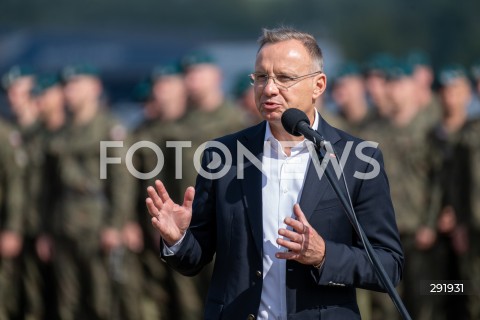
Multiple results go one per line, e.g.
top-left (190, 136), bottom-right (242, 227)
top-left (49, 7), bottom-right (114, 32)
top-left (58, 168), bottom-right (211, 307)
top-left (247, 314), bottom-right (256, 320)
top-left (283, 188), bottom-right (288, 194)
top-left (256, 270), bottom-right (262, 278)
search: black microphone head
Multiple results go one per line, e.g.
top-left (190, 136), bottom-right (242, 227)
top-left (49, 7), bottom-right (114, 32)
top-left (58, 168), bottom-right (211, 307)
top-left (281, 108), bottom-right (310, 136)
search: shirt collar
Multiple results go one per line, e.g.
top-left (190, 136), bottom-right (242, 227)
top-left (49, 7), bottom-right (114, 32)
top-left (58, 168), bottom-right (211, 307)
top-left (264, 109), bottom-right (320, 143)
top-left (264, 109), bottom-right (320, 155)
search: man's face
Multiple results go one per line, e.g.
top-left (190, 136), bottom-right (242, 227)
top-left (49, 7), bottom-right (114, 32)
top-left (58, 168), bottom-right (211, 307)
top-left (412, 65), bottom-right (433, 89)
top-left (440, 78), bottom-right (471, 116)
top-left (7, 76), bottom-right (35, 113)
top-left (36, 86), bottom-right (64, 118)
top-left (387, 77), bottom-right (416, 111)
top-left (365, 74), bottom-right (387, 102)
top-left (63, 75), bottom-right (100, 112)
top-left (152, 75), bottom-right (187, 117)
top-left (152, 75), bottom-right (186, 106)
top-left (254, 39), bottom-right (326, 126)
top-left (332, 76), bottom-right (365, 109)
top-left (183, 64), bottom-right (221, 102)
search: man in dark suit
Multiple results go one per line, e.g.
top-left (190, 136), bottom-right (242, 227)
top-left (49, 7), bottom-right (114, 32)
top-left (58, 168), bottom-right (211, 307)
top-left (146, 27), bottom-right (404, 320)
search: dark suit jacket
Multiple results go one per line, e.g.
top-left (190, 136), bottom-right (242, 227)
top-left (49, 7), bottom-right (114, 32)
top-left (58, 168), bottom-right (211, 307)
top-left (162, 117), bottom-right (404, 320)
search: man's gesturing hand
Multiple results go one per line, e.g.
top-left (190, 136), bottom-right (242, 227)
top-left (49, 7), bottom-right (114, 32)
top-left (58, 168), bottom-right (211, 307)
top-left (146, 180), bottom-right (194, 247)
top-left (276, 204), bottom-right (326, 267)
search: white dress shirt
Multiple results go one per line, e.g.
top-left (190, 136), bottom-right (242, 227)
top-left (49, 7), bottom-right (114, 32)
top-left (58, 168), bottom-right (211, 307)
top-left (163, 111), bottom-right (319, 319)
top-left (257, 112), bottom-right (319, 320)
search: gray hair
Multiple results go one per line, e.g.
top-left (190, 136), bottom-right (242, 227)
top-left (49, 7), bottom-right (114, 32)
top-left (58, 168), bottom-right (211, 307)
top-left (258, 27), bottom-right (324, 72)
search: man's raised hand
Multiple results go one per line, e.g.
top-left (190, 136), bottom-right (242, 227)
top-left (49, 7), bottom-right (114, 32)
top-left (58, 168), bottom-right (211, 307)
top-left (146, 180), bottom-right (194, 246)
top-left (276, 204), bottom-right (326, 267)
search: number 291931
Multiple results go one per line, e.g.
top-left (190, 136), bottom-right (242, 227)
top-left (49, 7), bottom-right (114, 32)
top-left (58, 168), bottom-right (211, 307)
top-left (421, 281), bottom-right (470, 295)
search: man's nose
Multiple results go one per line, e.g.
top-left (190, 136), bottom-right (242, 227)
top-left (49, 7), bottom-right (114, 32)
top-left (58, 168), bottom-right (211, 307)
top-left (263, 77), bottom-right (279, 96)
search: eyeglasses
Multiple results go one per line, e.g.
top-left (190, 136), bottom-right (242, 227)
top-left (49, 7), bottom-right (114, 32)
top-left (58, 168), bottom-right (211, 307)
top-left (249, 71), bottom-right (323, 91)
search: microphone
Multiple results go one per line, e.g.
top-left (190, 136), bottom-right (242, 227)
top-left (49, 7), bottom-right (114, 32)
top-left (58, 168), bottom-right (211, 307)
top-left (281, 108), bottom-right (325, 149)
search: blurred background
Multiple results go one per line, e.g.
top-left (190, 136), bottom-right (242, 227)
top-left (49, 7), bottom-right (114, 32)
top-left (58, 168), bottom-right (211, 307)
top-left (1, 0), bottom-right (480, 108)
top-left (1, 1), bottom-right (480, 320)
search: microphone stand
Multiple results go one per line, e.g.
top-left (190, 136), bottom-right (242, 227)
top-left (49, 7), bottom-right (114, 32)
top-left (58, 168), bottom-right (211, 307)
top-left (311, 140), bottom-right (412, 320)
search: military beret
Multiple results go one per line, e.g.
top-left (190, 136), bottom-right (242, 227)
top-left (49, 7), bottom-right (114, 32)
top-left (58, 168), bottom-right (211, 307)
top-left (232, 71), bottom-right (252, 99)
top-left (363, 53), bottom-right (395, 76)
top-left (151, 62), bottom-right (183, 81)
top-left (406, 50), bottom-right (431, 67)
top-left (386, 60), bottom-right (414, 81)
top-left (335, 61), bottom-right (361, 80)
top-left (438, 64), bottom-right (467, 86)
top-left (31, 74), bottom-right (61, 96)
top-left (1, 65), bottom-right (35, 90)
top-left (61, 63), bottom-right (99, 82)
top-left (181, 50), bottom-right (216, 70)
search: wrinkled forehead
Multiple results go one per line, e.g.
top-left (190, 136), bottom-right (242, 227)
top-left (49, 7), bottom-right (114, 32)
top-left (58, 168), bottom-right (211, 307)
top-left (255, 39), bottom-right (313, 73)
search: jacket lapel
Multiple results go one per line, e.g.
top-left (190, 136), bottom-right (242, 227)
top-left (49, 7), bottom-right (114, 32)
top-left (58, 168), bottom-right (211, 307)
top-left (299, 115), bottom-right (342, 220)
top-left (239, 122), bottom-right (266, 258)
top-left (237, 116), bottom-right (343, 255)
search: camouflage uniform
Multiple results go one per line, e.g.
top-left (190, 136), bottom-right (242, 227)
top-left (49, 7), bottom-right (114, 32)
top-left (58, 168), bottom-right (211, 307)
top-left (456, 119), bottom-right (480, 319)
top-left (416, 94), bottom-right (442, 136)
top-left (133, 117), bottom-right (197, 320)
top-left (338, 108), bottom-right (378, 139)
top-left (363, 113), bottom-right (430, 320)
top-left (16, 121), bottom-right (55, 320)
top-left (0, 119), bottom-right (25, 320)
top-left (331, 61), bottom-right (378, 141)
top-left (48, 110), bottom-right (135, 320)
top-left (172, 101), bottom-right (249, 200)
top-left (420, 123), bottom-right (469, 320)
top-left (22, 129), bottom-right (44, 320)
top-left (325, 58), bottom-right (376, 316)
top-left (35, 124), bottom-right (67, 319)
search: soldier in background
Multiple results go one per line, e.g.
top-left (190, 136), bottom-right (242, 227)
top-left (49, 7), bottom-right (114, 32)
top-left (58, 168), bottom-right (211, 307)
top-left (331, 62), bottom-right (374, 138)
top-left (0, 116), bottom-right (25, 320)
top-left (436, 63), bottom-right (480, 319)
top-left (232, 71), bottom-right (263, 125)
top-left (159, 51), bottom-right (249, 315)
top-left (177, 51), bottom-right (249, 192)
top-left (455, 116), bottom-right (480, 319)
top-left (2, 65), bottom-right (42, 320)
top-left (330, 60), bottom-right (375, 320)
top-left (20, 74), bottom-right (67, 320)
top-left (416, 65), bottom-right (472, 320)
top-left (132, 63), bottom-right (203, 320)
top-left (46, 64), bottom-right (136, 320)
top-left (1, 66), bottom-right (38, 133)
top-left (406, 51), bottom-right (442, 129)
top-left (363, 61), bottom-right (430, 320)
top-left (313, 89), bottom-right (345, 132)
top-left (2, 66), bottom-right (41, 256)
top-left (363, 53), bottom-right (394, 122)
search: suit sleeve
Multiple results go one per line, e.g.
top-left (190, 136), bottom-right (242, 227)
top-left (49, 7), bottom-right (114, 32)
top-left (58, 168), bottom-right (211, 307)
top-left (161, 148), bottom-right (217, 276)
top-left (312, 147), bottom-right (404, 291)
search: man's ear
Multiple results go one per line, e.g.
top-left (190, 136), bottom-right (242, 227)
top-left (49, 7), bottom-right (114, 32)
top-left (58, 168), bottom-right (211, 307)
top-left (313, 73), bottom-right (327, 99)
